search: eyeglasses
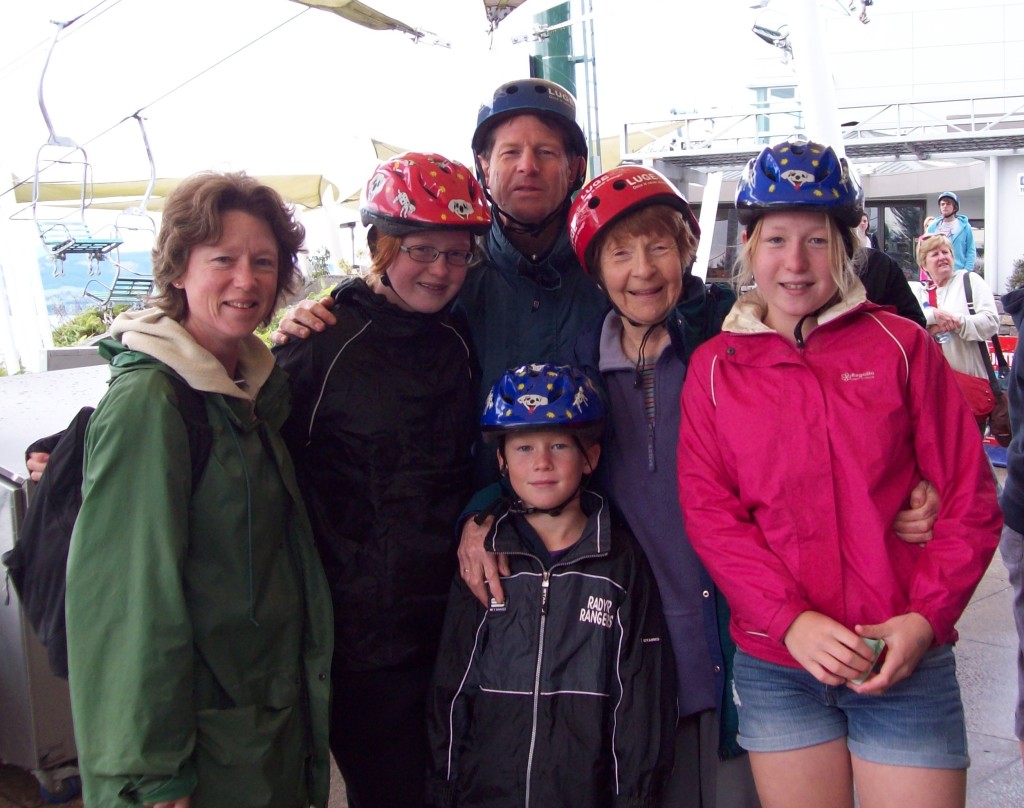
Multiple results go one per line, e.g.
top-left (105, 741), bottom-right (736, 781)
top-left (399, 245), bottom-right (475, 267)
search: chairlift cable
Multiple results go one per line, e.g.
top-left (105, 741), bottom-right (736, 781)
top-left (1, 6), bottom-right (310, 204)
top-left (0, 0), bottom-right (127, 83)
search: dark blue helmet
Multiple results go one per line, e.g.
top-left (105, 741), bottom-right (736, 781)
top-left (481, 364), bottom-right (605, 438)
top-left (472, 78), bottom-right (588, 162)
top-left (735, 139), bottom-right (862, 228)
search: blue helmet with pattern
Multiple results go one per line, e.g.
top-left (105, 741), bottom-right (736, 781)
top-left (481, 364), bottom-right (605, 439)
top-left (735, 138), bottom-right (862, 229)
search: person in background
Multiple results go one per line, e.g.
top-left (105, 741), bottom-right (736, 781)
top-left (65, 172), bottom-right (333, 808)
top-left (925, 191), bottom-right (977, 271)
top-left (427, 365), bottom-right (675, 807)
top-left (272, 153), bottom-right (490, 808)
top-left (996, 283), bottom-right (1024, 766)
top-left (856, 210), bottom-right (879, 250)
top-left (915, 233), bottom-right (998, 430)
top-left (852, 207), bottom-right (925, 328)
top-left (678, 138), bottom-right (1001, 808)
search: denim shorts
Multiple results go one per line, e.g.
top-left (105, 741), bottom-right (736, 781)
top-left (732, 646), bottom-right (969, 769)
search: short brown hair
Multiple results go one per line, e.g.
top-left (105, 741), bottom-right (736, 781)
top-left (150, 171), bottom-right (304, 326)
top-left (591, 204), bottom-right (698, 284)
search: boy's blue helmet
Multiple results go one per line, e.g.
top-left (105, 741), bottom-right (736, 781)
top-left (481, 364), bottom-right (605, 437)
top-left (735, 138), bottom-right (862, 228)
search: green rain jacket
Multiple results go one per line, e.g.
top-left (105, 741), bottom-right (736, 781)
top-left (65, 310), bottom-right (333, 808)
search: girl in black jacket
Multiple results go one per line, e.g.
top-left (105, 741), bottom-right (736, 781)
top-left (274, 153), bottom-right (491, 808)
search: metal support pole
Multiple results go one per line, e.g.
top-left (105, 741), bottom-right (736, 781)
top-left (786, 0), bottom-right (845, 157)
top-left (693, 172), bottom-right (723, 281)
top-left (987, 155), bottom-right (999, 294)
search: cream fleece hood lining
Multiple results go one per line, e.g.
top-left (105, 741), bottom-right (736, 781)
top-left (110, 308), bottom-right (275, 400)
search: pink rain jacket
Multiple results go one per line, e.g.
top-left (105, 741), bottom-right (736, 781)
top-left (678, 286), bottom-right (1001, 668)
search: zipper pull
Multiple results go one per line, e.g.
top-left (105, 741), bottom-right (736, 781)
top-left (540, 571), bottom-right (550, 616)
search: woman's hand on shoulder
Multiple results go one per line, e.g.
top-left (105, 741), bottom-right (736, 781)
top-left (148, 798), bottom-right (190, 808)
top-left (783, 611), bottom-right (876, 686)
top-left (270, 296), bottom-right (337, 345)
top-left (849, 612), bottom-right (934, 695)
top-left (457, 516), bottom-right (509, 608)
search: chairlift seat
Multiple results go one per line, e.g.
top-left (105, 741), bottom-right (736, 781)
top-left (82, 274), bottom-right (153, 310)
top-left (37, 220), bottom-right (123, 258)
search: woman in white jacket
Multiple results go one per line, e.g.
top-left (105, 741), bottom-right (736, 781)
top-left (917, 232), bottom-right (998, 380)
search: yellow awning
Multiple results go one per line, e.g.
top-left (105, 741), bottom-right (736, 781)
top-left (13, 175), bottom-right (341, 211)
top-left (291, 0), bottom-right (419, 36)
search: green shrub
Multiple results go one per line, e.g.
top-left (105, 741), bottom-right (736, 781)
top-left (1008, 256), bottom-right (1024, 293)
top-left (255, 289), bottom-right (334, 347)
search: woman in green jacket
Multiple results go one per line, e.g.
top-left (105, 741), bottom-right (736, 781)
top-left (65, 172), bottom-right (333, 808)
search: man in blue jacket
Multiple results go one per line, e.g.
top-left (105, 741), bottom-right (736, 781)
top-left (926, 191), bottom-right (977, 270)
top-left (273, 78), bottom-right (607, 404)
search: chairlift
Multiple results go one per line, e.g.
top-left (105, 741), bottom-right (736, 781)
top-left (82, 113), bottom-right (156, 318)
top-left (30, 20), bottom-right (122, 276)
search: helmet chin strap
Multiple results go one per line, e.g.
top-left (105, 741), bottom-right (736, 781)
top-left (485, 187), bottom-right (574, 242)
top-left (499, 437), bottom-right (593, 517)
top-left (508, 482), bottom-right (583, 518)
top-left (630, 320), bottom-right (668, 388)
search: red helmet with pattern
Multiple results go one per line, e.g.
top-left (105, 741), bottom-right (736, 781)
top-left (360, 152), bottom-right (491, 237)
top-left (568, 165), bottom-right (700, 275)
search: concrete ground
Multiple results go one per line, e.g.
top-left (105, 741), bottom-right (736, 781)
top-left (0, 372), bottom-right (1019, 808)
top-left (1, 548), bottom-right (1018, 807)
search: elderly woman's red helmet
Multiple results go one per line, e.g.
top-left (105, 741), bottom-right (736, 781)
top-left (568, 165), bottom-right (699, 275)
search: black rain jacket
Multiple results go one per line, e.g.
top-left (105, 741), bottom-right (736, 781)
top-left (275, 277), bottom-right (477, 671)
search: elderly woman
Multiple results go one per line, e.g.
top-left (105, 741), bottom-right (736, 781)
top-left (917, 232), bottom-right (999, 381)
top-left (65, 172), bottom-right (333, 808)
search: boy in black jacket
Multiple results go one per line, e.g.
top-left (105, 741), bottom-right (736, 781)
top-left (427, 364), bottom-right (675, 807)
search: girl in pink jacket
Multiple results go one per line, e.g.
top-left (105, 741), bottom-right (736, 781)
top-left (678, 139), bottom-right (1001, 808)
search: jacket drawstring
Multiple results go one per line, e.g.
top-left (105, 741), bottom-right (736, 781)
top-left (221, 409), bottom-right (259, 627)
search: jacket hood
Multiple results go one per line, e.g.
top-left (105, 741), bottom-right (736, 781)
top-left (722, 277), bottom-right (870, 337)
top-left (110, 308), bottom-right (275, 400)
top-left (1004, 287), bottom-right (1024, 325)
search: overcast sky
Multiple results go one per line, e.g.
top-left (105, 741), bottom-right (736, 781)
top-left (0, 0), bottom-right (785, 184)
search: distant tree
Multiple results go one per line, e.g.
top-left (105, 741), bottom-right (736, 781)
top-left (1008, 255), bottom-right (1024, 293)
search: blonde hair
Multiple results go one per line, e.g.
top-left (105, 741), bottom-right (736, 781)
top-left (916, 233), bottom-right (953, 269)
top-left (733, 212), bottom-right (856, 299)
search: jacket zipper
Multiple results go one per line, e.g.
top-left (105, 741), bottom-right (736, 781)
top-left (524, 570), bottom-right (550, 808)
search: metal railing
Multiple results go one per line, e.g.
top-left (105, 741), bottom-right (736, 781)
top-left (620, 93), bottom-right (1024, 163)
